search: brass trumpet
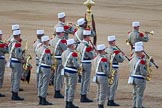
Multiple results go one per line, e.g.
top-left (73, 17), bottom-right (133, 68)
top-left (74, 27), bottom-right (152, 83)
top-left (144, 31), bottom-right (154, 35)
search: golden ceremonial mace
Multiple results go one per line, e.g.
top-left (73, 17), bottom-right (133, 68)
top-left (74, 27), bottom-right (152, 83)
top-left (84, 0), bottom-right (97, 46)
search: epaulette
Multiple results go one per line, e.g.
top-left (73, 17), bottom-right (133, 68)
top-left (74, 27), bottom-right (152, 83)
top-left (101, 58), bottom-right (107, 62)
top-left (15, 42), bottom-right (21, 48)
top-left (0, 43), bottom-right (5, 48)
top-left (140, 60), bottom-right (146, 65)
top-left (86, 46), bottom-right (92, 52)
top-left (114, 50), bottom-right (120, 55)
top-left (128, 31), bottom-right (131, 34)
top-left (72, 52), bottom-right (78, 57)
top-left (45, 49), bottom-right (51, 54)
top-left (61, 39), bottom-right (67, 44)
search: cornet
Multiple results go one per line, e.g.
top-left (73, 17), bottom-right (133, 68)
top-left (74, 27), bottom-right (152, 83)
top-left (143, 31), bottom-right (154, 35)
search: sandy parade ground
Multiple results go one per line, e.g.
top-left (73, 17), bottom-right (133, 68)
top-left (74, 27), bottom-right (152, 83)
top-left (0, 0), bottom-right (162, 108)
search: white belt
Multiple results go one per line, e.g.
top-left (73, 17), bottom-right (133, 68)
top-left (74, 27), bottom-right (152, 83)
top-left (96, 72), bottom-right (105, 75)
top-left (64, 67), bottom-right (77, 71)
top-left (112, 64), bottom-right (119, 68)
top-left (0, 56), bottom-right (5, 59)
top-left (131, 75), bottom-right (145, 78)
top-left (55, 56), bottom-right (61, 58)
top-left (40, 63), bottom-right (51, 67)
top-left (11, 58), bottom-right (19, 61)
top-left (81, 60), bottom-right (91, 63)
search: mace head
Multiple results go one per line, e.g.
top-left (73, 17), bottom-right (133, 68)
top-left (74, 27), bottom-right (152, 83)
top-left (84, 0), bottom-right (95, 13)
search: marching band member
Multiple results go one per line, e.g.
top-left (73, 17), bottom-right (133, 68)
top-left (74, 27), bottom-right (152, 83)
top-left (77, 29), bottom-right (95, 103)
top-left (7, 24), bottom-right (20, 43)
top-left (62, 39), bottom-right (79, 108)
top-left (0, 30), bottom-right (8, 97)
top-left (33, 30), bottom-right (44, 88)
top-left (105, 35), bottom-right (125, 106)
top-left (74, 18), bottom-right (96, 83)
top-left (74, 18), bottom-right (87, 43)
top-left (74, 18), bottom-right (96, 43)
top-left (129, 45), bottom-right (152, 108)
top-left (127, 21), bottom-right (149, 51)
top-left (36, 35), bottom-right (52, 105)
top-left (8, 30), bottom-right (25, 101)
top-left (50, 26), bottom-right (67, 98)
top-left (54, 12), bottom-right (75, 39)
top-left (94, 44), bottom-right (110, 108)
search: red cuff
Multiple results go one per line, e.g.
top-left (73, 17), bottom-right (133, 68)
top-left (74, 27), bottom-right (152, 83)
top-left (64, 25), bottom-right (70, 30)
top-left (73, 29), bottom-right (77, 35)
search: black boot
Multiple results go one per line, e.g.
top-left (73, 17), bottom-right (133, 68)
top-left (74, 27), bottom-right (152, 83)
top-left (98, 104), bottom-right (104, 108)
top-left (65, 101), bottom-right (68, 108)
top-left (67, 102), bottom-right (79, 108)
top-left (107, 100), bottom-right (120, 106)
top-left (11, 92), bottom-right (24, 101)
top-left (54, 90), bottom-right (64, 98)
top-left (38, 96), bottom-right (42, 105)
top-left (78, 75), bottom-right (81, 83)
top-left (80, 95), bottom-right (93, 103)
top-left (40, 97), bottom-right (52, 105)
top-left (0, 93), bottom-right (5, 97)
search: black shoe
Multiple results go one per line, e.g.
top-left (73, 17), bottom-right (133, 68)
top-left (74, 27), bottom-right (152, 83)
top-left (80, 95), bottom-right (93, 103)
top-left (19, 88), bottom-right (24, 91)
top-left (0, 93), bottom-right (5, 97)
top-left (107, 100), bottom-right (120, 106)
top-left (98, 104), bottom-right (104, 108)
top-left (40, 97), bottom-right (52, 105)
top-left (67, 102), bottom-right (79, 108)
top-left (54, 91), bottom-right (64, 98)
top-left (78, 75), bottom-right (81, 83)
top-left (11, 92), bottom-right (24, 101)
